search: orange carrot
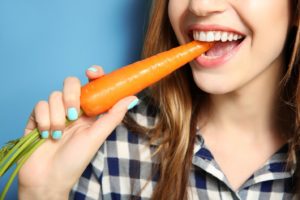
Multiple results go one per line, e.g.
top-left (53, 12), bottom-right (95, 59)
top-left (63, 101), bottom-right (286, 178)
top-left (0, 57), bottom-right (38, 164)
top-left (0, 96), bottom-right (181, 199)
top-left (80, 41), bottom-right (213, 116)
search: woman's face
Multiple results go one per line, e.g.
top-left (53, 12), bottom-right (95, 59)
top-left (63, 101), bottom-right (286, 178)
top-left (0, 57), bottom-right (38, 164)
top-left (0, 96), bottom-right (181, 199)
top-left (168, 0), bottom-right (291, 94)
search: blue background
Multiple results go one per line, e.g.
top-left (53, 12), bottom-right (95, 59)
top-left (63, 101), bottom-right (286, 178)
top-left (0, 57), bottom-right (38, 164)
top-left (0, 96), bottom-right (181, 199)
top-left (0, 0), bottom-right (150, 199)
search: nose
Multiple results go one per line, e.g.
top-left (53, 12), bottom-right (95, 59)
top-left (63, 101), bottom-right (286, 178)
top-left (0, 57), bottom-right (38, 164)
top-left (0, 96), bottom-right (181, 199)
top-left (188, 0), bottom-right (227, 17)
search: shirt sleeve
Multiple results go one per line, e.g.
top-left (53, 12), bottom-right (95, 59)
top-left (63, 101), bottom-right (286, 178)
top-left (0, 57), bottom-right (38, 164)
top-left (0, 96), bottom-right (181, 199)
top-left (69, 142), bottom-right (106, 200)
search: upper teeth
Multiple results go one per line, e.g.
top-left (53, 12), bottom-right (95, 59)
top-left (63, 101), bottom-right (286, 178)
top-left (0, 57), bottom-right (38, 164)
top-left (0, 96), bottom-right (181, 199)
top-left (193, 31), bottom-right (243, 42)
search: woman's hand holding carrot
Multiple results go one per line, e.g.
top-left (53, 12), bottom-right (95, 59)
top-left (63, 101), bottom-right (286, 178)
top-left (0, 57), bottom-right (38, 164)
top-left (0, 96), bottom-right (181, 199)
top-left (18, 66), bottom-right (139, 200)
top-left (0, 41), bottom-right (212, 200)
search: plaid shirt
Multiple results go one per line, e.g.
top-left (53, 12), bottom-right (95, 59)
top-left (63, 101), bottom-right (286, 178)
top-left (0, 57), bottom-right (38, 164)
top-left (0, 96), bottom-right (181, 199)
top-left (69, 97), bottom-right (296, 200)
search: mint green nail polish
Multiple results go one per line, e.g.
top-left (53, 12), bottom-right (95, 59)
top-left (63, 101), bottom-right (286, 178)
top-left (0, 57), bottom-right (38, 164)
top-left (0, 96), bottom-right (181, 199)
top-left (87, 67), bottom-right (97, 72)
top-left (52, 130), bottom-right (62, 140)
top-left (41, 131), bottom-right (49, 139)
top-left (67, 107), bottom-right (78, 121)
top-left (127, 99), bottom-right (139, 110)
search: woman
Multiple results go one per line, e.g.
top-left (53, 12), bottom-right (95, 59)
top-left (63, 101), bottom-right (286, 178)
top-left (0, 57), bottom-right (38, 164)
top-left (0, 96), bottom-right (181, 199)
top-left (19, 0), bottom-right (300, 199)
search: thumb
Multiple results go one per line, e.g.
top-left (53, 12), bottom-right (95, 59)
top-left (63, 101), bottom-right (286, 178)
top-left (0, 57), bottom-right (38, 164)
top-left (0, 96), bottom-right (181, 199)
top-left (87, 96), bottom-right (139, 141)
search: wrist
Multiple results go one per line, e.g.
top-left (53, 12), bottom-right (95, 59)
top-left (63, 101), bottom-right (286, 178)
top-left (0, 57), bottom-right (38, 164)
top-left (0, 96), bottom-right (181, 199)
top-left (19, 186), bottom-right (69, 200)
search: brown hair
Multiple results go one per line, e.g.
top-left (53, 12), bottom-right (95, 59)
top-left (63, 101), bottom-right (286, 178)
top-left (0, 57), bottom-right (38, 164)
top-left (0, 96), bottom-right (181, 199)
top-left (284, 0), bottom-right (300, 194)
top-left (124, 0), bottom-right (300, 199)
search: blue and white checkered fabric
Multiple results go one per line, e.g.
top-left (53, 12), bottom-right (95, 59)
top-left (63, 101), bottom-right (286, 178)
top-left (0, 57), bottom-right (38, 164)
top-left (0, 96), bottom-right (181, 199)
top-left (69, 97), bottom-right (296, 200)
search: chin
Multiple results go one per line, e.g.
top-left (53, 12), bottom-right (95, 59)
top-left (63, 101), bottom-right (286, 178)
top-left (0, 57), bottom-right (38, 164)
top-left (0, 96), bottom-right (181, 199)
top-left (199, 87), bottom-right (234, 95)
top-left (194, 79), bottom-right (237, 95)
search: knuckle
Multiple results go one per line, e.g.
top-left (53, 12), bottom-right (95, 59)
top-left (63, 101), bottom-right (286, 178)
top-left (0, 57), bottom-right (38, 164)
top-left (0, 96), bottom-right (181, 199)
top-left (49, 91), bottom-right (62, 100)
top-left (35, 100), bottom-right (48, 109)
top-left (35, 114), bottom-right (48, 124)
top-left (65, 76), bottom-right (80, 85)
top-left (108, 111), bottom-right (125, 124)
top-left (50, 118), bottom-right (65, 130)
top-left (37, 121), bottom-right (50, 130)
top-left (65, 94), bottom-right (78, 105)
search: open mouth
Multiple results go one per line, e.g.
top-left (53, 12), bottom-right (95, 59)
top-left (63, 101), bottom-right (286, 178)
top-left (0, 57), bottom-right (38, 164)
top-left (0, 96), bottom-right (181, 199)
top-left (189, 30), bottom-right (246, 67)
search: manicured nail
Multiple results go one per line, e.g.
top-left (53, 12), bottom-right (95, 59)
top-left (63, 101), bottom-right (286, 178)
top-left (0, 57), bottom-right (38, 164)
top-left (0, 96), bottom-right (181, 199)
top-left (52, 130), bottom-right (62, 140)
top-left (41, 131), bottom-right (49, 139)
top-left (87, 67), bottom-right (97, 72)
top-left (67, 107), bottom-right (78, 121)
top-left (127, 98), bottom-right (139, 110)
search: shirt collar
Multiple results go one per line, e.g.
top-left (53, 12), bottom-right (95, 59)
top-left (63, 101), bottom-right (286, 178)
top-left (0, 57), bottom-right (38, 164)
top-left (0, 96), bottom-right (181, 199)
top-left (192, 132), bottom-right (296, 191)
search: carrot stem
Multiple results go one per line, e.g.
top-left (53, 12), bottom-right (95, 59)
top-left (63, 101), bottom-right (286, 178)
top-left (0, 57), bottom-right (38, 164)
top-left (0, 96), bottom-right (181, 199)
top-left (14, 137), bottom-right (40, 164)
top-left (0, 139), bottom-right (45, 200)
top-left (0, 130), bottom-right (39, 176)
top-left (0, 117), bottom-right (76, 199)
top-left (0, 116), bottom-right (76, 178)
top-left (0, 132), bottom-right (34, 169)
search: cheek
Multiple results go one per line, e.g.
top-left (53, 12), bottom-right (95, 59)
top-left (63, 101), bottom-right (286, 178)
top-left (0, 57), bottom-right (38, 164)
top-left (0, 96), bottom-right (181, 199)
top-left (240, 0), bottom-right (290, 67)
top-left (168, 0), bottom-right (188, 44)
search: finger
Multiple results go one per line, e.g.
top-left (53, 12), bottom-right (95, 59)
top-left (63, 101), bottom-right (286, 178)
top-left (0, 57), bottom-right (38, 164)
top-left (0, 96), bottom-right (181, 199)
top-left (88, 96), bottom-right (139, 144)
top-left (63, 77), bottom-right (81, 121)
top-left (24, 111), bottom-right (37, 136)
top-left (49, 91), bottom-right (66, 140)
top-left (58, 96), bottom-right (139, 173)
top-left (34, 101), bottom-right (50, 138)
top-left (85, 65), bottom-right (105, 81)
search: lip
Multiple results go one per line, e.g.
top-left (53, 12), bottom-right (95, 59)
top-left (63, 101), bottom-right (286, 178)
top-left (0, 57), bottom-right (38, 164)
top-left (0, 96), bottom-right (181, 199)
top-left (185, 24), bottom-right (246, 68)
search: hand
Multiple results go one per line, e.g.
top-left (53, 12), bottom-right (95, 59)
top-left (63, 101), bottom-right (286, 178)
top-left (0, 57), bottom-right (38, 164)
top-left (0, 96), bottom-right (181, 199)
top-left (18, 66), bottom-right (138, 199)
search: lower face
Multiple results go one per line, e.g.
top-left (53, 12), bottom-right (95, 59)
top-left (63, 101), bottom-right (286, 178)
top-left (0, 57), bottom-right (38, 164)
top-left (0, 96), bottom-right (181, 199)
top-left (168, 0), bottom-right (291, 95)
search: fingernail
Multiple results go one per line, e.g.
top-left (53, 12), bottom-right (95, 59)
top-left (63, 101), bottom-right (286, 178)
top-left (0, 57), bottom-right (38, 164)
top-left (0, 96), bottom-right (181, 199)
top-left (87, 67), bottom-right (97, 72)
top-left (41, 131), bottom-right (49, 139)
top-left (52, 130), bottom-right (62, 140)
top-left (127, 98), bottom-right (139, 110)
top-left (67, 107), bottom-right (78, 121)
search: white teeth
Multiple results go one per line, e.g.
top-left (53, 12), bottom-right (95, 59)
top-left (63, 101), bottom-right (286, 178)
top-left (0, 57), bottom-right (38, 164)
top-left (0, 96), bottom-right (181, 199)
top-left (206, 31), bottom-right (214, 42)
top-left (215, 31), bottom-right (221, 41)
top-left (193, 30), bottom-right (244, 42)
top-left (228, 33), bottom-right (233, 41)
top-left (233, 34), bottom-right (238, 40)
top-left (200, 32), bottom-right (206, 41)
top-left (221, 32), bottom-right (228, 42)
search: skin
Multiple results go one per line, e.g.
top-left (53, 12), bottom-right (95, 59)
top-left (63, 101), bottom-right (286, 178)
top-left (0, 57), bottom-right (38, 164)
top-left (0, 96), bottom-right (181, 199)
top-left (168, 0), bottom-right (290, 190)
top-left (18, 0), bottom-right (291, 197)
top-left (18, 66), bottom-right (137, 199)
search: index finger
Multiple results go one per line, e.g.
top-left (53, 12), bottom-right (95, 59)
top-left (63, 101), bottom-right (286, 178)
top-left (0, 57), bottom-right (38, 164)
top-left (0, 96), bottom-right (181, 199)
top-left (86, 65), bottom-right (105, 82)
